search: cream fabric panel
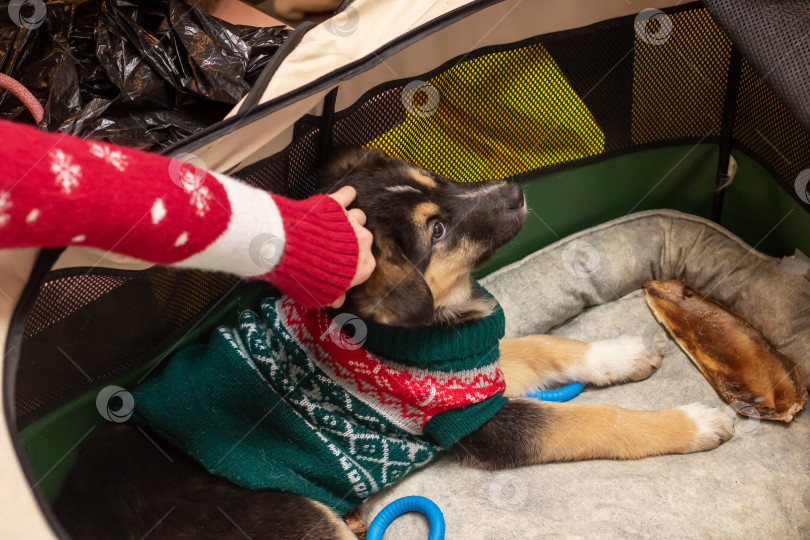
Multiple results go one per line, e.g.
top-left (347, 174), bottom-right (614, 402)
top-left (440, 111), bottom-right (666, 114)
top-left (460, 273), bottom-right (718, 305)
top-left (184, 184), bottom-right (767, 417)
top-left (52, 248), bottom-right (153, 272)
top-left (196, 91), bottom-right (327, 173)
top-left (0, 248), bottom-right (57, 539)
top-left (257, 0), bottom-right (470, 106)
top-left (0, 248), bottom-right (35, 363)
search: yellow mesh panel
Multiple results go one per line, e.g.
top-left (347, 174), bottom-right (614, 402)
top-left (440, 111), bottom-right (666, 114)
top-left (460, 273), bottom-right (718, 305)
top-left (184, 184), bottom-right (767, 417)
top-left (367, 43), bottom-right (604, 182)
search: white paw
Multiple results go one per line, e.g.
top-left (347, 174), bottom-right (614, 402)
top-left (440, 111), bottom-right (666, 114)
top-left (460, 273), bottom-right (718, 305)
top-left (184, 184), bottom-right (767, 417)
top-left (678, 403), bottom-right (734, 452)
top-left (578, 335), bottom-right (662, 386)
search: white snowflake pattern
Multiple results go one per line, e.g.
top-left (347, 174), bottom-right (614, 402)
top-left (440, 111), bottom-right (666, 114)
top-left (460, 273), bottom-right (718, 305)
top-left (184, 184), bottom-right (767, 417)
top-left (50, 149), bottom-right (82, 194)
top-left (179, 166), bottom-right (211, 217)
top-left (0, 191), bottom-right (11, 228)
top-left (89, 143), bottom-right (128, 172)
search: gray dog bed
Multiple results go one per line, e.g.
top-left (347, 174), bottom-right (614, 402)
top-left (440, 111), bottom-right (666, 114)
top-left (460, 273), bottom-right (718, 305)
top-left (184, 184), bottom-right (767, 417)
top-left (358, 210), bottom-right (810, 539)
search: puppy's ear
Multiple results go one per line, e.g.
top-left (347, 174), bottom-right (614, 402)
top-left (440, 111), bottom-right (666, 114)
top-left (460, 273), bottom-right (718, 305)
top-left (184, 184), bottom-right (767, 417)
top-left (344, 230), bottom-right (434, 327)
top-left (317, 148), bottom-right (392, 193)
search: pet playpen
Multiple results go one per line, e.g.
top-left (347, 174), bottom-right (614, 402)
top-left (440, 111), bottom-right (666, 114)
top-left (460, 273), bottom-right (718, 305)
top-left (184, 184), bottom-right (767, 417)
top-left (1, 0), bottom-right (809, 537)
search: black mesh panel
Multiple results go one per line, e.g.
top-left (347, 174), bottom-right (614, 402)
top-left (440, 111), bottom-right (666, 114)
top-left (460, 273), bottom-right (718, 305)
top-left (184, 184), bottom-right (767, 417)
top-left (630, 8), bottom-right (731, 144)
top-left (237, 119), bottom-right (321, 199)
top-left (15, 268), bottom-right (240, 427)
top-left (733, 59), bottom-right (810, 207)
top-left (704, 0), bottom-right (810, 133)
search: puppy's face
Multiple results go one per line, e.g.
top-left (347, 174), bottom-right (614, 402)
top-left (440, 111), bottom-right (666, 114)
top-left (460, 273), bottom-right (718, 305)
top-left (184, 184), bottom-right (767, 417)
top-left (317, 148), bottom-right (526, 327)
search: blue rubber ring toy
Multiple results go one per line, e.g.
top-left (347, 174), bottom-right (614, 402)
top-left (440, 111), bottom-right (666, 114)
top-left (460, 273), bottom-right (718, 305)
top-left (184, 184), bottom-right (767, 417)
top-left (525, 382), bottom-right (585, 402)
top-left (367, 495), bottom-right (445, 540)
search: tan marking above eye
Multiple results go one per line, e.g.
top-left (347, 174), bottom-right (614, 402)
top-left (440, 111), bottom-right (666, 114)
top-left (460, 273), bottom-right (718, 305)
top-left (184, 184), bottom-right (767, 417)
top-left (412, 202), bottom-right (439, 225)
top-left (409, 170), bottom-right (438, 188)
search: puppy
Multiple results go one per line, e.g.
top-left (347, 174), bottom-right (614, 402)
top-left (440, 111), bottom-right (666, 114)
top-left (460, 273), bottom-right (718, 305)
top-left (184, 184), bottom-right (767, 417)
top-left (55, 149), bottom-right (732, 539)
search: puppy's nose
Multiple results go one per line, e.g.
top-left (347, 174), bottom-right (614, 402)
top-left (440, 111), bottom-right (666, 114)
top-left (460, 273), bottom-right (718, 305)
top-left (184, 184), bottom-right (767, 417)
top-left (505, 182), bottom-right (524, 210)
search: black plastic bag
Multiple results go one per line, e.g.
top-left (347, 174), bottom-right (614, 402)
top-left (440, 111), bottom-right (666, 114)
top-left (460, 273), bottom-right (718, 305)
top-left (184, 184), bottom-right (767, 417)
top-left (0, 0), bottom-right (288, 150)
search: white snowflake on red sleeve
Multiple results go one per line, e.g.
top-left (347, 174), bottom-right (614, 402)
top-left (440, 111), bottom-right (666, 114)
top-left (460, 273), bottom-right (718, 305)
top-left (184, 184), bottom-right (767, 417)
top-left (50, 149), bottom-right (82, 194)
top-left (0, 191), bottom-right (11, 228)
top-left (89, 143), bottom-right (129, 172)
top-left (178, 165), bottom-right (211, 217)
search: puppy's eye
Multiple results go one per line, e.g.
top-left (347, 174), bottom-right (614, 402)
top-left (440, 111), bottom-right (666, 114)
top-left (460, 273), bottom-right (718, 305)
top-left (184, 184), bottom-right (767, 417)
top-left (432, 221), bottom-right (447, 241)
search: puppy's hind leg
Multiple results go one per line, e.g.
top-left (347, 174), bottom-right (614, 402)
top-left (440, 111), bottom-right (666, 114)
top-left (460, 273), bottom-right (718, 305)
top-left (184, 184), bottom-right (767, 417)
top-left (451, 399), bottom-right (732, 469)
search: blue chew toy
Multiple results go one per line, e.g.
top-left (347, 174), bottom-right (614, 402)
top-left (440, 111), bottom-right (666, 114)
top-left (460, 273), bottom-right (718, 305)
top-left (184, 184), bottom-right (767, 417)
top-left (525, 381), bottom-right (585, 402)
top-left (367, 495), bottom-right (445, 540)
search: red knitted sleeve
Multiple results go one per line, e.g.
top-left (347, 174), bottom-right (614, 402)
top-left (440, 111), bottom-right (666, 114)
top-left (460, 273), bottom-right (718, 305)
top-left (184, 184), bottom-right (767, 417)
top-left (0, 120), bottom-right (359, 307)
top-left (261, 194), bottom-right (358, 307)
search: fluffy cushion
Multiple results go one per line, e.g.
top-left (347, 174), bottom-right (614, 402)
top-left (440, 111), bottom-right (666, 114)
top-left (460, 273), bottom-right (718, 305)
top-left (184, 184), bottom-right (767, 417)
top-left (359, 210), bottom-right (810, 539)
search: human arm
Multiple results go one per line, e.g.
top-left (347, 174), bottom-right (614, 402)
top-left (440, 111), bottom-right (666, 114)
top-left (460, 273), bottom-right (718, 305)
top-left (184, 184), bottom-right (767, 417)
top-left (0, 119), bottom-right (371, 308)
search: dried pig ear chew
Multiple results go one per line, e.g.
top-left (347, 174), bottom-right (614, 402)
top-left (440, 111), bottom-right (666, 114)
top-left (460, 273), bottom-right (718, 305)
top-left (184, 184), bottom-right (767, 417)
top-left (643, 279), bottom-right (807, 422)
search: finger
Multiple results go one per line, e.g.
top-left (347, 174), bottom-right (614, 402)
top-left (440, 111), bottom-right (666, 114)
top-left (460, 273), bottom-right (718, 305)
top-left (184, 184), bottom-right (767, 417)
top-left (357, 227), bottom-right (373, 249)
top-left (362, 255), bottom-right (376, 278)
top-left (328, 186), bottom-right (357, 210)
top-left (350, 247), bottom-right (376, 288)
top-left (329, 294), bottom-right (346, 309)
top-left (350, 261), bottom-right (374, 288)
top-left (347, 208), bottom-right (366, 227)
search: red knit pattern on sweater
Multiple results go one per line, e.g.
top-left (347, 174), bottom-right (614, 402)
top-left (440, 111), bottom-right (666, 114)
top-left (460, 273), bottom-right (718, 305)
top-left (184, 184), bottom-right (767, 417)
top-left (282, 297), bottom-right (506, 432)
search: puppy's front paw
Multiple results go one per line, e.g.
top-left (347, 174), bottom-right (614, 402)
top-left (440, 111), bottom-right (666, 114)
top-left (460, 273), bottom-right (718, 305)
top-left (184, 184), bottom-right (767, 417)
top-left (677, 402), bottom-right (733, 452)
top-left (580, 335), bottom-right (662, 386)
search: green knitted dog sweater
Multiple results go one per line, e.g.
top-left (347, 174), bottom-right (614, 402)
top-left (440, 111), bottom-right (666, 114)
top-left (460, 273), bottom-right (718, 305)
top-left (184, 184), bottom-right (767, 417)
top-left (132, 285), bottom-right (507, 514)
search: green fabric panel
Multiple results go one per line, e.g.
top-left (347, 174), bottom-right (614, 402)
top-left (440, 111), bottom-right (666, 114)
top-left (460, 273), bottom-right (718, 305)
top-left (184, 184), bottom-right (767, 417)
top-left (720, 149), bottom-right (810, 257)
top-left (476, 144), bottom-right (719, 277)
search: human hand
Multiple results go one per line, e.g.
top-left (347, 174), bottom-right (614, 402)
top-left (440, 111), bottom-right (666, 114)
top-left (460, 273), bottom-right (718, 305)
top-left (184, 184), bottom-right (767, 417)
top-left (327, 186), bottom-right (375, 308)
